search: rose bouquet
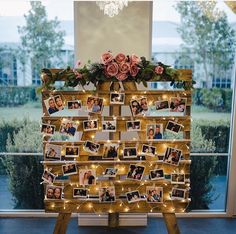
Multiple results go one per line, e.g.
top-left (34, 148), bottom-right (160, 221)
top-left (40, 51), bottom-right (195, 91)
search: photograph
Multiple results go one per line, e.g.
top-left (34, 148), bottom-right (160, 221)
top-left (146, 124), bottom-right (163, 140)
top-left (150, 169), bottom-right (164, 180)
top-left (84, 141), bottom-right (100, 154)
top-left (54, 95), bottom-right (65, 111)
top-left (67, 100), bottom-right (82, 110)
top-left (79, 169), bottom-right (96, 185)
top-left (45, 144), bottom-right (62, 161)
top-left (155, 100), bottom-right (169, 111)
top-left (103, 143), bottom-right (119, 159)
top-left (169, 97), bottom-right (187, 113)
top-left (42, 170), bottom-right (56, 184)
top-left (73, 188), bottom-right (88, 198)
top-left (65, 146), bottom-right (79, 157)
top-left (126, 164), bottom-right (145, 181)
top-left (44, 97), bottom-right (59, 115)
top-left (62, 163), bottom-right (78, 176)
top-left (110, 92), bottom-right (125, 104)
top-left (45, 185), bottom-right (63, 200)
top-left (83, 119), bottom-right (98, 131)
top-left (102, 120), bottom-right (116, 132)
top-left (126, 190), bottom-right (141, 203)
top-left (41, 124), bottom-right (56, 136)
top-left (146, 186), bottom-right (163, 203)
top-left (171, 188), bottom-right (186, 200)
top-left (141, 144), bottom-right (156, 157)
top-left (104, 168), bottom-right (118, 177)
top-left (123, 147), bottom-right (137, 159)
top-left (163, 147), bottom-right (182, 166)
top-left (99, 186), bottom-right (116, 202)
top-left (165, 121), bottom-right (183, 134)
top-left (126, 121), bottom-right (141, 131)
top-left (86, 96), bottom-right (104, 114)
top-left (59, 120), bottom-right (78, 136)
top-left (130, 97), bottom-right (149, 117)
top-left (171, 173), bottom-right (185, 184)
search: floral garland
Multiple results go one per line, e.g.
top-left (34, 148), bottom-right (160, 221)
top-left (40, 52), bottom-right (195, 91)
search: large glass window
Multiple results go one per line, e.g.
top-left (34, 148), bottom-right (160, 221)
top-left (0, 0), bottom-right (74, 210)
top-left (152, 1), bottom-right (236, 211)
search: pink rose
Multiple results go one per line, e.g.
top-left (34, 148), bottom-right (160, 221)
top-left (106, 62), bottom-right (119, 77)
top-left (130, 65), bottom-right (140, 77)
top-left (130, 54), bottom-right (140, 65)
top-left (155, 66), bottom-right (164, 75)
top-left (73, 69), bottom-right (82, 79)
top-left (116, 72), bottom-right (128, 81)
top-left (115, 53), bottom-right (127, 63)
top-left (74, 60), bottom-right (81, 68)
top-left (119, 62), bottom-right (130, 74)
top-left (101, 52), bottom-right (113, 65)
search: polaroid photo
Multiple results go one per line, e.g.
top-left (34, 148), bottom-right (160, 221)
top-left (126, 190), bottom-right (141, 203)
top-left (146, 124), bottom-right (163, 140)
top-left (65, 146), bottom-right (79, 158)
top-left (67, 100), bottom-right (82, 110)
top-left (170, 97), bottom-right (187, 113)
top-left (99, 186), bottom-right (116, 202)
top-left (84, 141), bottom-right (100, 154)
top-left (55, 175), bottom-right (69, 182)
top-left (86, 96), bottom-right (104, 114)
top-left (83, 119), bottom-right (98, 131)
top-left (42, 170), bottom-right (56, 184)
top-left (41, 124), bottom-right (56, 136)
top-left (155, 100), bottom-right (169, 111)
top-left (73, 188), bottom-right (88, 198)
top-left (163, 147), bottom-right (182, 166)
top-left (45, 185), bottom-right (63, 200)
top-left (130, 99), bottom-right (142, 117)
top-left (171, 188), bottom-right (186, 200)
top-left (44, 97), bottom-right (59, 115)
top-left (79, 169), bottom-right (96, 185)
top-left (146, 186), bottom-right (163, 203)
top-left (59, 119), bottom-right (78, 137)
top-left (110, 92), bottom-right (125, 104)
top-left (123, 147), bottom-right (137, 159)
top-left (165, 121), bottom-right (183, 134)
top-left (103, 143), bottom-right (119, 159)
top-left (54, 95), bottom-right (65, 111)
top-left (62, 163), bottom-right (78, 176)
top-left (150, 169), bottom-right (164, 180)
top-left (126, 121), bottom-right (141, 131)
top-left (171, 173), bottom-right (185, 184)
top-left (141, 144), bottom-right (156, 157)
top-left (102, 120), bottom-right (116, 132)
top-left (45, 144), bottom-right (62, 161)
top-left (126, 164), bottom-right (145, 181)
top-left (104, 168), bottom-right (118, 177)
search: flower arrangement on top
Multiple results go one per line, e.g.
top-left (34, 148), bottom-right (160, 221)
top-left (40, 51), bottom-right (195, 91)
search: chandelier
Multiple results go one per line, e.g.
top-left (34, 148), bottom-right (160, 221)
top-left (96, 0), bottom-right (129, 17)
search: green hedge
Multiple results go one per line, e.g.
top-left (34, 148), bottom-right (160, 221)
top-left (0, 87), bottom-right (38, 107)
top-left (193, 88), bottom-right (232, 112)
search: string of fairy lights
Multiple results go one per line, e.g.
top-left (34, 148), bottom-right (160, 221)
top-left (41, 86), bottom-right (192, 213)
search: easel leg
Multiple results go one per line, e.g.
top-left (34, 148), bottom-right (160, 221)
top-left (162, 213), bottom-right (180, 234)
top-left (53, 213), bottom-right (71, 234)
top-left (108, 212), bottom-right (119, 227)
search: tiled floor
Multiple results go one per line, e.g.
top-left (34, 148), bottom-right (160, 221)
top-left (0, 217), bottom-right (236, 234)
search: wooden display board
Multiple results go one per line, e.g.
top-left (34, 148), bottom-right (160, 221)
top-left (41, 69), bottom-right (192, 234)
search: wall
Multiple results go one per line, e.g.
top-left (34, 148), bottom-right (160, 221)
top-left (74, 1), bottom-right (152, 64)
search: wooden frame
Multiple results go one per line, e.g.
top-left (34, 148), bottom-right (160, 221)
top-left (41, 69), bottom-right (192, 234)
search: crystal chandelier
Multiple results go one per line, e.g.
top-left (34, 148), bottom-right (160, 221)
top-left (96, 0), bottom-right (129, 17)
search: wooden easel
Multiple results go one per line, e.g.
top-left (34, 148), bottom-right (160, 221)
top-left (41, 69), bottom-right (191, 234)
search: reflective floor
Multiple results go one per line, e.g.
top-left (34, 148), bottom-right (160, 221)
top-left (0, 217), bottom-right (236, 234)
